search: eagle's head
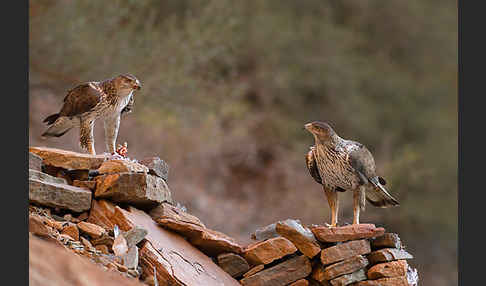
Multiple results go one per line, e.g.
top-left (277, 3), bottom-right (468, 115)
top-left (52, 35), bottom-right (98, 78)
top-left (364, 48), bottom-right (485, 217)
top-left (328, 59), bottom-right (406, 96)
top-left (113, 74), bottom-right (142, 92)
top-left (304, 121), bottom-right (336, 142)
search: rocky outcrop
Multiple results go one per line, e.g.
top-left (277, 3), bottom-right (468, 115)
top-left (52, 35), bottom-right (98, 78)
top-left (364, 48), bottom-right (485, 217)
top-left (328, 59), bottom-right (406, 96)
top-left (27, 147), bottom-right (419, 286)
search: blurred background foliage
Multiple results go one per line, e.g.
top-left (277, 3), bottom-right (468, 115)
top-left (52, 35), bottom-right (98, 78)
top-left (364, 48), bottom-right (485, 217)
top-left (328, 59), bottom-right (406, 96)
top-left (29, 1), bottom-right (457, 285)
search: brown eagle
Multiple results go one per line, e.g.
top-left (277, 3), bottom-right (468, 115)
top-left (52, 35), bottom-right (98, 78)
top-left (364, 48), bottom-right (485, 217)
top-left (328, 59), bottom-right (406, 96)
top-left (304, 121), bottom-right (399, 226)
top-left (42, 74), bottom-right (141, 155)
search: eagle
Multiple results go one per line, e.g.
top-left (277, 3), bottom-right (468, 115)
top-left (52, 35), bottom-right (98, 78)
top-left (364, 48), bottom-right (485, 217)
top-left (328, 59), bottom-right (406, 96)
top-left (304, 121), bottom-right (399, 226)
top-left (41, 74), bottom-right (141, 155)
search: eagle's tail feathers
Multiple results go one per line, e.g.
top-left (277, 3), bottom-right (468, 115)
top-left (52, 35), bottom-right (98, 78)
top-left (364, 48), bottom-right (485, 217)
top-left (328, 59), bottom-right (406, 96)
top-left (43, 113), bottom-right (60, 125)
top-left (41, 116), bottom-right (74, 138)
top-left (366, 177), bottom-right (399, 208)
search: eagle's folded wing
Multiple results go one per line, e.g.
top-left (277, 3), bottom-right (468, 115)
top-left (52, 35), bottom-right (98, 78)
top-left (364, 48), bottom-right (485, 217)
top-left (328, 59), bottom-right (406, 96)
top-left (60, 82), bottom-right (104, 117)
top-left (306, 146), bottom-right (322, 185)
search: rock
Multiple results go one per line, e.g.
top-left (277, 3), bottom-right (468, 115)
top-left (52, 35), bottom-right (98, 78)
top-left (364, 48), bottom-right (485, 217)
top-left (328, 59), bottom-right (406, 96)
top-left (322, 255), bottom-right (369, 280)
top-left (30, 236), bottom-right (145, 286)
top-left (150, 202), bottom-right (205, 228)
top-left (243, 237), bottom-right (297, 265)
top-left (275, 219), bottom-right (321, 258)
top-left (240, 255), bottom-right (312, 286)
top-left (311, 224), bottom-right (385, 243)
top-left (73, 180), bottom-right (97, 191)
top-left (80, 237), bottom-right (93, 249)
top-left (117, 206), bottom-right (240, 285)
top-left (352, 276), bottom-right (409, 286)
top-left (289, 279), bottom-right (309, 286)
top-left (367, 248), bottom-right (413, 265)
top-left (87, 199), bottom-right (117, 230)
top-left (113, 234), bottom-right (129, 256)
top-left (77, 221), bottom-right (106, 238)
top-left (29, 152), bottom-right (43, 171)
top-left (95, 173), bottom-right (172, 209)
top-left (98, 160), bottom-right (149, 175)
top-left (155, 210), bottom-right (243, 256)
top-left (42, 217), bottom-right (64, 231)
top-left (250, 223), bottom-right (279, 241)
top-left (122, 226), bottom-right (148, 248)
top-left (111, 207), bottom-right (136, 232)
top-left (139, 157), bottom-right (169, 181)
top-left (91, 235), bottom-right (114, 247)
top-left (29, 215), bottom-right (49, 237)
top-left (243, 265), bottom-right (265, 278)
top-left (76, 212), bottom-right (89, 222)
top-left (95, 244), bottom-right (110, 254)
top-left (217, 253), bottom-right (250, 278)
top-left (66, 169), bottom-right (90, 181)
top-left (367, 260), bottom-right (408, 279)
top-left (371, 233), bottom-right (402, 250)
top-left (29, 169), bottom-right (67, 185)
top-left (122, 246), bottom-right (139, 269)
top-left (329, 269), bottom-right (367, 286)
top-left (321, 240), bottom-right (371, 265)
top-left (29, 146), bottom-right (107, 170)
top-left (61, 223), bottom-right (79, 241)
top-left (29, 178), bottom-right (92, 212)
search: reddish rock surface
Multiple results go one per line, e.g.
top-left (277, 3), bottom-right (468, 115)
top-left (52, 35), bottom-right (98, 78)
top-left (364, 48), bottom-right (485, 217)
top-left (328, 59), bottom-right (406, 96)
top-left (289, 279), bottom-right (309, 286)
top-left (77, 221), bottom-right (106, 238)
top-left (275, 219), bottom-right (322, 258)
top-left (239, 255), bottom-right (312, 286)
top-left (149, 202), bottom-right (205, 228)
top-left (323, 255), bottom-right (369, 280)
top-left (98, 159), bottom-right (149, 175)
top-left (87, 199), bottom-right (117, 230)
top-left (311, 224), bottom-right (385, 243)
top-left (371, 233), bottom-right (402, 250)
top-left (61, 223), bottom-right (80, 241)
top-left (116, 206), bottom-right (241, 286)
top-left (243, 265), bottom-right (265, 278)
top-left (29, 236), bottom-right (144, 286)
top-left (367, 260), bottom-right (408, 279)
top-left (353, 276), bottom-right (409, 286)
top-left (367, 248), bottom-right (413, 265)
top-left (244, 237), bottom-right (297, 265)
top-left (29, 146), bottom-right (107, 170)
top-left (95, 173), bottom-right (172, 209)
top-left (321, 239), bottom-right (371, 265)
top-left (29, 215), bottom-right (50, 237)
top-left (217, 253), bottom-right (250, 278)
top-left (72, 180), bottom-right (97, 191)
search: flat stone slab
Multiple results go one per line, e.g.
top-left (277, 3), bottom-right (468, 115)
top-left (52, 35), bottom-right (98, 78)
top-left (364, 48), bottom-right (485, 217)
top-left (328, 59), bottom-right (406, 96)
top-left (251, 223), bottom-right (279, 241)
top-left (29, 152), bottom-right (43, 171)
top-left (98, 159), bottom-right (149, 175)
top-left (116, 206), bottom-right (240, 286)
top-left (371, 233), bottom-right (402, 250)
top-left (353, 276), bottom-right (409, 286)
top-left (329, 269), bottom-right (367, 286)
top-left (243, 237), bottom-right (297, 265)
top-left (29, 169), bottom-right (67, 185)
top-left (150, 202), bottom-right (205, 228)
top-left (243, 265), bottom-right (265, 278)
top-left (29, 146), bottom-right (107, 170)
top-left (87, 199), bottom-right (117, 230)
top-left (311, 224), bottom-right (385, 243)
top-left (275, 219), bottom-right (321, 258)
top-left (323, 255), bottom-right (369, 280)
top-left (367, 260), bottom-right (408, 279)
top-left (367, 248), bottom-right (413, 265)
top-left (321, 239), bottom-right (371, 265)
top-left (240, 255), bottom-right (312, 286)
top-left (155, 209), bottom-right (243, 256)
top-left (95, 173), bottom-right (172, 209)
top-left (29, 178), bottom-right (92, 212)
top-left (139, 157), bottom-right (169, 181)
top-left (217, 253), bottom-right (250, 278)
top-left (289, 279), bottom-right (309, 286)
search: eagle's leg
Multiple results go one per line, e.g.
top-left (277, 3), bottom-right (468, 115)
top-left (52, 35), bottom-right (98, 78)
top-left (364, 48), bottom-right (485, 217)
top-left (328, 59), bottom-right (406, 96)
top-left (104, 114), bottom-right (120, 154)
top-left (324, 187), bottom-right (339, 227)
top-left (80, 118), bottom-right (96, 155)
top-left (353, 186), bottom-right (366, 225)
